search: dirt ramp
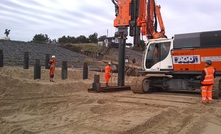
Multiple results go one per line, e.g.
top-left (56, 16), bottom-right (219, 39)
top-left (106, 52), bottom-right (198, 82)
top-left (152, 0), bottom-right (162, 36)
top-left (0, 75), bottom-right (90, 100)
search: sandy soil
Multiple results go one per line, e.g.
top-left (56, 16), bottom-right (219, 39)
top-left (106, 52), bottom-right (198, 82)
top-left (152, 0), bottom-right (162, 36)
top-left (0, 66), bottom-right (221, 134)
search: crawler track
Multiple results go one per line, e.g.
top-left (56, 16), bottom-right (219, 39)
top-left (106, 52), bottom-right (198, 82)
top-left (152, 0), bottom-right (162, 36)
top-left (130, 76), bottom-right (146, 93)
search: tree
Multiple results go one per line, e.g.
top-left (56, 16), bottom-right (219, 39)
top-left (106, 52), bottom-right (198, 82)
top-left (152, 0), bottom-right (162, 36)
top-left (67, 36), bottom-right (77, 43)
top-left (76, 35), bottom-right (88, 43)
top-left (58, 36), bottom-right (68, 43)
top-left (98, 35), bottom-right (107, 41)
top-left (57, 32), bottom-right (101, 44)
top-left (32, 33), bottom-right (50, 43)
top-left (88, 32), bottom-right (98, 43)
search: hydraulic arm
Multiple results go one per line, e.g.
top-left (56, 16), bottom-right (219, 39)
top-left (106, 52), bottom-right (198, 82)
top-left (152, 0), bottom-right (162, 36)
top-left (137, 0), bottom-right (166, 39)
top-left (112, 0), bottom-right (166, 44)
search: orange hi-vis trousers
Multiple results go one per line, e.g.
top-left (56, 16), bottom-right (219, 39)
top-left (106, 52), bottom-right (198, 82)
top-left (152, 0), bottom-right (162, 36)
top-left (201, 85), bottom-right (213, 103)
top-left (105, 73), bottom-right (110, 83)
top-left (50, 67), bottom-right (55, 76)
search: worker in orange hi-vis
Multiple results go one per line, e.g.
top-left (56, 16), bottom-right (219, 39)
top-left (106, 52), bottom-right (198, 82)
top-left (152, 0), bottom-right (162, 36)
top-left (49, 55), bottom-right (56, 82)
top-left (104, 62), bottom-right (112, 87)
top-left (198, 60), bottom-right (216, 104)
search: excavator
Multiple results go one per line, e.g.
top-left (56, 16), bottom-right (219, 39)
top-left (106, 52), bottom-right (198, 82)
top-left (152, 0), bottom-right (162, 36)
top-left (112, 0), bottom-right (221, 98)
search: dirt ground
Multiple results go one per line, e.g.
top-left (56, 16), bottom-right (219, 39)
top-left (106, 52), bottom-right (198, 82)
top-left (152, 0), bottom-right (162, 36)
top-left (0, 66), bottom-right (221, 134)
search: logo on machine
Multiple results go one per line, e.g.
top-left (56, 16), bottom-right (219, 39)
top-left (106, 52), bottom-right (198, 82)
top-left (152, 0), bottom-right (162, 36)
top-left (173, 55), bottom-right (200, 64)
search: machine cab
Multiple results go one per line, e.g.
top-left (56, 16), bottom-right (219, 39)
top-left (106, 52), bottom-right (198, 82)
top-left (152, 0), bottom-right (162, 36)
top-left (143, 39), bottom-right (173, 72)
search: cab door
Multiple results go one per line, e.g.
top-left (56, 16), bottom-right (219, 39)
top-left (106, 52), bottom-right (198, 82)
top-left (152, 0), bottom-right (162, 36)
top-left (144, 41), bottom-right (172, 71)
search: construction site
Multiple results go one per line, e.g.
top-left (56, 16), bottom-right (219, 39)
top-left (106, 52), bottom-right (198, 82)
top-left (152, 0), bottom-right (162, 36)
top-left (1, 0), bottom-right (221, 134)
top-left (0, 40), bottom-right (221, 134)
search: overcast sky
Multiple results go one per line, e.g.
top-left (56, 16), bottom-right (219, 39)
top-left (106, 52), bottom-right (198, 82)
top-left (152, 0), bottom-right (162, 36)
top-left (0, 0), bottom-right (221, 43)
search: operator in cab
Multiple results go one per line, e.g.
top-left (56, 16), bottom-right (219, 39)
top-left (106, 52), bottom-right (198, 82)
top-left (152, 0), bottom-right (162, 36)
top-left (154, 44), bottom-right (159, 64)
top-left (104, 62), bottom-right (112, 87)
top-left (199, 60), bottom-right (216, 104)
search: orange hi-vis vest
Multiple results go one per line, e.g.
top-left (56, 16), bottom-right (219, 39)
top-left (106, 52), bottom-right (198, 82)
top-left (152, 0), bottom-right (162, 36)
top-left (201, 66), bottom-right (215, 85)
top-left (105, 65), bottom-right (111, 75)
top-left (50, 58), bottom-right (56, 68)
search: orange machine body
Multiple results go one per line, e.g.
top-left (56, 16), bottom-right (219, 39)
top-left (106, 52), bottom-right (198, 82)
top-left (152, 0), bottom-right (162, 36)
top-left (113, 0), bottom-right (132, 27)
top-left (171, 30), bottom-right (221, 74)
top-left (172, 48), bottom-right (221, 72)
top-left (113, 0), bottom-right (166, 40)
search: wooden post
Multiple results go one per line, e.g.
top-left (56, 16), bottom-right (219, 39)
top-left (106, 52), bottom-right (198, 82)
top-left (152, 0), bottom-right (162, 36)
top-left (62, 61), bottom-right (68, 80)
top-left (83, 62), bottom-right (88, 79)
top-left (0, 49), bottom-right (3, 67)
top-left (23, 52), bottom-right (29, 69)
top-left (34, 59), bottom-right (41, 79)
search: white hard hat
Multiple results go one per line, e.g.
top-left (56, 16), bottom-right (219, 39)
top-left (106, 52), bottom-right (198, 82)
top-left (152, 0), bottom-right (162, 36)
top-left (108, 61), bottom-right (111, 65)
top-left (52, 55), bottom-right (55, 58)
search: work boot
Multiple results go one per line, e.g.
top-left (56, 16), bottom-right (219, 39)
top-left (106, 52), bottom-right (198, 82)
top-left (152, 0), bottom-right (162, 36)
top-left (201, 100), bottom-right (207, 104)
top-left (50, 78), bottom-right (55, 82)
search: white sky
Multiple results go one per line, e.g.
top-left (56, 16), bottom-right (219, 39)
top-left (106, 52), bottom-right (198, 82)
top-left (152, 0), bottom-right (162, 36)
top-left (0, 0), bottom-right (221, 43)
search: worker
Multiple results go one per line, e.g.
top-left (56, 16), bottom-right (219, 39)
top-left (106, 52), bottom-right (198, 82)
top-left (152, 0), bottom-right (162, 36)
top-left (199, 60), bottom-right (216, 104)
top-left (153, 44), bottom-right (159, 65)
top-left (49, 55), bottom-right (56, 82)
top-left (104, 62), bottom-right (112, 87)
top-left (154, 44), bottom-right (159, 58)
